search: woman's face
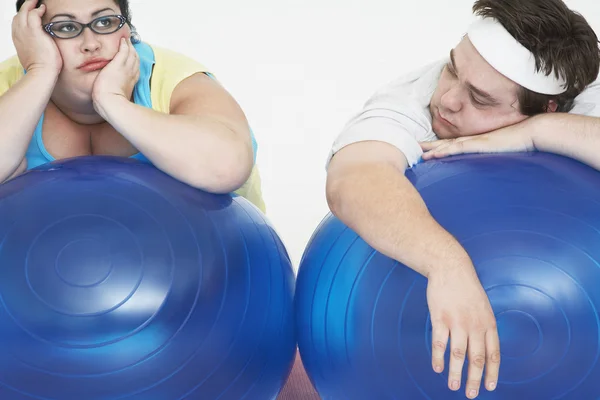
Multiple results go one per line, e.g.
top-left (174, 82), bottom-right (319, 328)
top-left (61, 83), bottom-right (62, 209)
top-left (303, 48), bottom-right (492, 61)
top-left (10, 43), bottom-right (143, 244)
top-left (41, 0), bottom-right (131, 95)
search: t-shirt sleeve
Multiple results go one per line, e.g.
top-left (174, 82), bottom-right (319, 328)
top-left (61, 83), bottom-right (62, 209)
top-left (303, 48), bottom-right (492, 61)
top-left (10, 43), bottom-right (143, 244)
top-left (569, 74), bottom-right (600, 117)
top-left (0, 56), bottom-right (25, 97)
top-left (149, 45), bottom-right (211, 114)
top-left (149, 45), bottom-right (259, 164)
top-left (326, 59), bottom-right (445, 169)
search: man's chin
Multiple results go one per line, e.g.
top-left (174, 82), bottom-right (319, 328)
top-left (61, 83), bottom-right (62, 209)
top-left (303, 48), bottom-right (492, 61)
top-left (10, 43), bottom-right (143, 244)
top-left (432, 119), bottom-right (457, 139)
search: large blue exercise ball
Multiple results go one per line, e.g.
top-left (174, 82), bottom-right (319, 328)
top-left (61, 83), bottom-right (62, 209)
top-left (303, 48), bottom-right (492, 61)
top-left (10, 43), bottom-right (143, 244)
top-left (296, 152), bottom-right (600, 399)
top-left (0, 156), bottom-right (296, 399)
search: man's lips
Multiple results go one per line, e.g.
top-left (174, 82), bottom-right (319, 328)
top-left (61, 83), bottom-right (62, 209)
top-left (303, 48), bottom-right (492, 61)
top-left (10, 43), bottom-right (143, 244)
top-left (436, 108), bottom-right (454, 127)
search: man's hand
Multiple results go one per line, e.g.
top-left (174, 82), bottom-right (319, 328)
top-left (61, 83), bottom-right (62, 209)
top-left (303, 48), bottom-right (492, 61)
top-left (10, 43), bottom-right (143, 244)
top-left (420, 118), bottom-right (536, 160)
top-left (427, 263), bottom-right (500, 399)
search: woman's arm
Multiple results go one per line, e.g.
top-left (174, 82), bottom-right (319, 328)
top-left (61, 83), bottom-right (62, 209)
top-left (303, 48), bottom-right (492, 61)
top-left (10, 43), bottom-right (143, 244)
top-left (0, 70), bottom-right (57, 182)
top-left (94, 71), bottom-right (254, 193)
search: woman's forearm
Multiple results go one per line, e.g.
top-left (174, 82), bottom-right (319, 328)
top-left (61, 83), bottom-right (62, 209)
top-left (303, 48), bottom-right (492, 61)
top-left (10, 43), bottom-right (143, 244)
top-left (95, 95), bottom-right (254, 192)
top-left (0, 71), bottom-right (57, 182)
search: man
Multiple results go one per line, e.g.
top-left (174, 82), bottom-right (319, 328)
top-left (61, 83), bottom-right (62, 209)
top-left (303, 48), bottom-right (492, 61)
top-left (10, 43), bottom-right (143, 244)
top-left (325, 0), bottom-right (600, 399)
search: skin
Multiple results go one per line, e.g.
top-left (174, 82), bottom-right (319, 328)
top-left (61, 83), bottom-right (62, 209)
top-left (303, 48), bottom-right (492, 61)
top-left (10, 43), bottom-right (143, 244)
top-left (429, 36), bottom-right (531, 139)
top-left (419, 39), bottom-right (599, 168)
top-left (41, 0), bottom-right (133, 125)
top-left (327, 35), bottom-right (567, 399)
top-left (4, 0), bottom-right (254, 192)
top-left (420, 113), bottom-right (600, 172)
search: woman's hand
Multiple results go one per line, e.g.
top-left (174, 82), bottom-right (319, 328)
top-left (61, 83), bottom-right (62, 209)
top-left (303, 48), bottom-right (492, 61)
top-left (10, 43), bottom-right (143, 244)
top-left (11, 0), bottom-right (62, 76)
top-left (92, 38), bottom-right (140, 118)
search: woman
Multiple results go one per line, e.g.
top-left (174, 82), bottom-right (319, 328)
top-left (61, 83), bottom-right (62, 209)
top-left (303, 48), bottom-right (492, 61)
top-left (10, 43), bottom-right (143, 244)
top-left (1, 0), bottom-right (265, 212)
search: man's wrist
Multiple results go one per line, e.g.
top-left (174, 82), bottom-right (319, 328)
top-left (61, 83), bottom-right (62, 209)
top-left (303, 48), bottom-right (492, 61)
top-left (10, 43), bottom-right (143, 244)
top-left (529, 113), bottom-right (557, 151)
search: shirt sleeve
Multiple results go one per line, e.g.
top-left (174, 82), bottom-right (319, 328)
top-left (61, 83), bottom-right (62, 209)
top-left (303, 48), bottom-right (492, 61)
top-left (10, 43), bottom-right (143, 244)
top-left (569, 74), bottom-right (600, 117)
top-left (326, 59), bottom-right (445, 169)
top-left (0, 56), bottom-right (24, 97)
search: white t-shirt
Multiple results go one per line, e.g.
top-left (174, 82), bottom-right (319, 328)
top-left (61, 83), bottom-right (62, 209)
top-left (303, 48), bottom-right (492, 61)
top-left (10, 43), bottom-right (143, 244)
top-left (327, 58), bottom-right (600, 168)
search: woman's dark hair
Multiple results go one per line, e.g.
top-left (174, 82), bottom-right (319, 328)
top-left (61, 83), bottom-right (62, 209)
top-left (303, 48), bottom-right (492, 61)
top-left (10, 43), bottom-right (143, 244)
top-left (16, 0), bottom-right (134, 30)
top-left (472, 0), bottom-right (600, 114)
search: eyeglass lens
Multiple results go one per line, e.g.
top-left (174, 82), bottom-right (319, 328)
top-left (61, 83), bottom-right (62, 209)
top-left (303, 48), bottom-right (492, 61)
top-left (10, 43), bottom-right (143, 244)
top-left (49, 16), bottom-right (123, 38)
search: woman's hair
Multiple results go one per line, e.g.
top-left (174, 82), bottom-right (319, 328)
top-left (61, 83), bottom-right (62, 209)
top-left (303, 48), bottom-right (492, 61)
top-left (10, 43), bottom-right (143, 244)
top-left (472, 0), bottom-right (600, 114)
top-left (16, 0), bottom-right (134, 30)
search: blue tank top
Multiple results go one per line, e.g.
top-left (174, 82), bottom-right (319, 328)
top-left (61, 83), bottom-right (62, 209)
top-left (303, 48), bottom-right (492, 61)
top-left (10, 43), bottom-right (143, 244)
top-left (25, 42), bottom-right (258, 169)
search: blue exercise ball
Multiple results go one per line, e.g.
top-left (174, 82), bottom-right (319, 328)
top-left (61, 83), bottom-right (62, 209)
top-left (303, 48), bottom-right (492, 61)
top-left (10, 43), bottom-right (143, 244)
top-left (0, 156), bottom-right (296, 399)
top-left (296, 152), bottom-right (600, 399)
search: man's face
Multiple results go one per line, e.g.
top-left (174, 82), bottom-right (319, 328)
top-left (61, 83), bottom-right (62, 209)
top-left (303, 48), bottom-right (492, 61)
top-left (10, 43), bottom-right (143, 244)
top-left (429, 36), bottom-right (529, 139)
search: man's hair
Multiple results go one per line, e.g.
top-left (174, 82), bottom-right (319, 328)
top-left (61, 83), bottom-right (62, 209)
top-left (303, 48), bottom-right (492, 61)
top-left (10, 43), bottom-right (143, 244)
top-left (16, 1), bottom-right (134, 30)
top-left (472, 0), bottom-right (600, 114)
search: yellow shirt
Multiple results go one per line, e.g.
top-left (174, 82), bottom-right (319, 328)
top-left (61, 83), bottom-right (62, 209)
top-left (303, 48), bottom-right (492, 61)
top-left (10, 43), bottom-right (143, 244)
top-left (0, 43), bottom-right (266, 213)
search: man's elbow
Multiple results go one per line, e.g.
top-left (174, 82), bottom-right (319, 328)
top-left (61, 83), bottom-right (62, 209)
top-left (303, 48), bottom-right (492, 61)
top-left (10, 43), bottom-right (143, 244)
top-left (326, 167), bottom-right (356, 221)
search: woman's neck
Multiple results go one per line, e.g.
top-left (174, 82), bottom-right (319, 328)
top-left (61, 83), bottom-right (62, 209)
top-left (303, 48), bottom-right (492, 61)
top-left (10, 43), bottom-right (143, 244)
top-left (50, 86), bottom-right (105, 126)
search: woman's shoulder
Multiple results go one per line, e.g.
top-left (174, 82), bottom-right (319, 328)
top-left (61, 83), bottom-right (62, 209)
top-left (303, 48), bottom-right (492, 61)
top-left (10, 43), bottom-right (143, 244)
top-left (147, 43), bottom-right (211, 74)
top-left (0, 55), bottom-right (25, 95)
top-left (145, 43), bottom-right (214, 113)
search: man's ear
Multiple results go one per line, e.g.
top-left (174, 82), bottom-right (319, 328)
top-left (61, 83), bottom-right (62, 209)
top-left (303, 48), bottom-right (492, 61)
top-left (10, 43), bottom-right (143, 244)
top-left (547, 100), bottom-right (558, 113)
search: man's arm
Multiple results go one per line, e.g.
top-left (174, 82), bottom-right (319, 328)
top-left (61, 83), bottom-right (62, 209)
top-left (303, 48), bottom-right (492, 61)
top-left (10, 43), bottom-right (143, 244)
top-left (327, 140), bottom-right (500, 399)
top-left (421, 112), bottom-right (600, 170)
top-left (532, 113), bottom-right (600, 169)
top-left (327, 141), bottom-right (470, 277)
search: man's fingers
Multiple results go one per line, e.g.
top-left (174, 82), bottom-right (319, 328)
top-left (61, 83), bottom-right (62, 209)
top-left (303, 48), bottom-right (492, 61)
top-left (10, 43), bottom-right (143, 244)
top-left (448, 329), bottom-right (468, 391)
top-left (484, 328), bottom-right (501, 391)
top-left (422, 137), bottom-right (489, 160)
top-left (431, 323), bottom-right (450, 374)
top-left (465, 333), bottom-right (486, 399)
top-left (420, 141), bottom-right (445, 151)
top-left (422, 142), bottom-right (454, 159)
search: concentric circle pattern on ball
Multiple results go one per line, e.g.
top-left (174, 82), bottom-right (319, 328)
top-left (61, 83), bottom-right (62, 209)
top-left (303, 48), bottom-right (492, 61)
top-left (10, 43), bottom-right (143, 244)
top-left (0, 156), bottom-right (296, 400)
top-left (296, 152), bottom-right (600, 399)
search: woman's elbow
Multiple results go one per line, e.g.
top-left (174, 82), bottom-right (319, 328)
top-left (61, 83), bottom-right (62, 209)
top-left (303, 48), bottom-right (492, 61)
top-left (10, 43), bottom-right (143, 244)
top-left (186, 141), bottom-right (254, 193)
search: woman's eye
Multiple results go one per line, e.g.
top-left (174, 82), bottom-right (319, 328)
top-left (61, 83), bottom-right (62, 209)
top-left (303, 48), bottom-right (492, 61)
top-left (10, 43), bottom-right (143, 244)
top-left (58, 23), bottom-right (78, 32)
top-left (94, 18), bottom-right (115, 29)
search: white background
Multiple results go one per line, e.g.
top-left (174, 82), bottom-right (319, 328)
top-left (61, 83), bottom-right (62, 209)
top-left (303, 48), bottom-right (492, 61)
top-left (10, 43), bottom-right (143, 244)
top-left (1, 0), bottom-right (599, 272)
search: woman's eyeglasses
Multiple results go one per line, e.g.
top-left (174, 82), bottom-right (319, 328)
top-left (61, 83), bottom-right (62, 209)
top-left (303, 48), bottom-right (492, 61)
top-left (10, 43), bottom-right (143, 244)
top-left (43, 15), bottom-right (127, 39)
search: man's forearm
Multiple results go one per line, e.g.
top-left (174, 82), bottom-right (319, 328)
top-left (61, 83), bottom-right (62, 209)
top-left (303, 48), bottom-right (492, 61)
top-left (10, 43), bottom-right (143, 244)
top-left (533, 113), bottom-right (600, 170)
top-left (327, 162), bottom-right (475, 278)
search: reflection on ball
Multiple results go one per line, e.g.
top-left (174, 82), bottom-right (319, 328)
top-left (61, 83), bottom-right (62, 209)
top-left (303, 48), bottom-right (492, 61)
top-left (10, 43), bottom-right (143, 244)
top-left (0, 156), bottom-right (295, 400)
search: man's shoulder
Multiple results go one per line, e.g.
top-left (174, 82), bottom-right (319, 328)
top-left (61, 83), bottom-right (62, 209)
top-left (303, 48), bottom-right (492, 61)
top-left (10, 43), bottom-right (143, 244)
top-left (570, 72), bottom-right (600, 117)
top-left (0, 55), bottom-right (24, 95)
top-left (367, 58), bottom-right (447, 107)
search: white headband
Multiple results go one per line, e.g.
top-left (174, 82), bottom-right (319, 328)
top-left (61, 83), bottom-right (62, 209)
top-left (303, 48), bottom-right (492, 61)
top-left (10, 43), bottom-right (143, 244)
top-left (467, 18), bottom-right (567, 95)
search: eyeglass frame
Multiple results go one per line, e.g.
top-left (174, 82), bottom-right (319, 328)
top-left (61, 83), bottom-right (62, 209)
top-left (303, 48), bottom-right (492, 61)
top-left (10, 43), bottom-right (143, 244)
top-left (43, 14), bottom-right (128, 39)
